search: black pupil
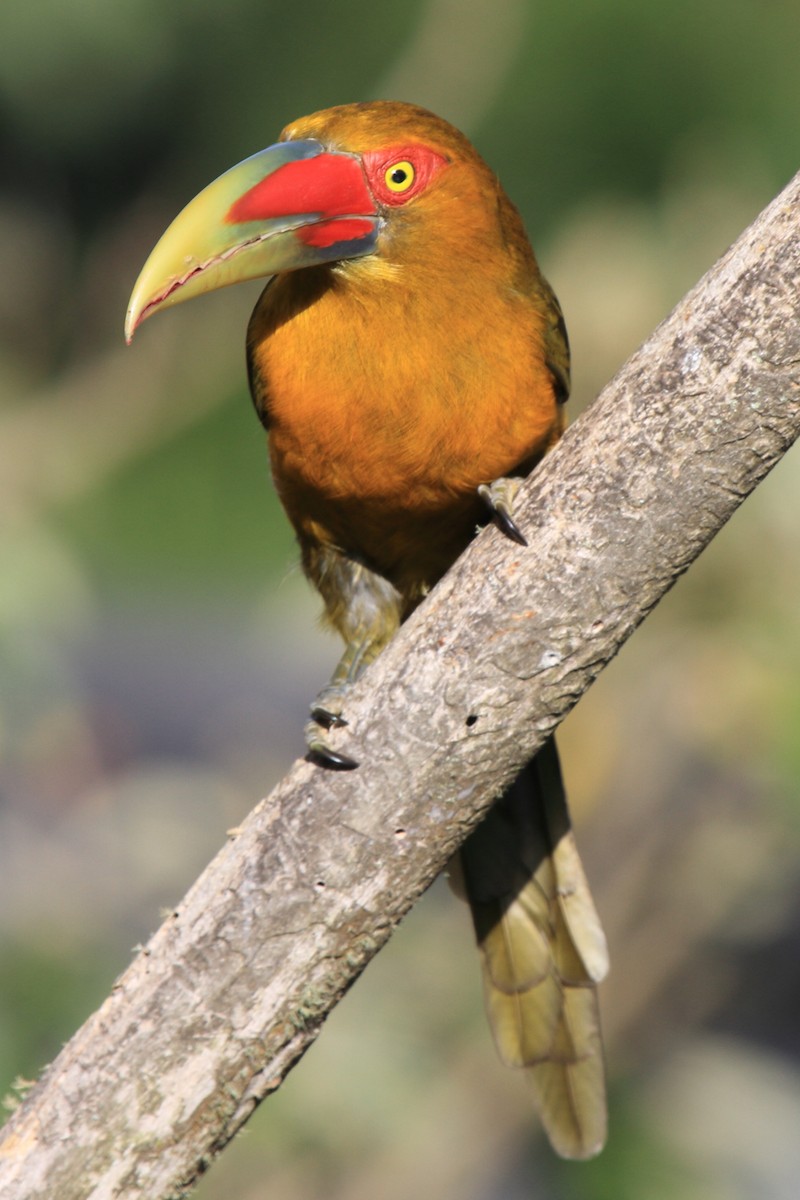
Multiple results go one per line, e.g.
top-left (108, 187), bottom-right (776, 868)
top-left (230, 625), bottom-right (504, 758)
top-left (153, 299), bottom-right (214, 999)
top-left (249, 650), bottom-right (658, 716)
top-left (390, 167), bottom-right (408, 185)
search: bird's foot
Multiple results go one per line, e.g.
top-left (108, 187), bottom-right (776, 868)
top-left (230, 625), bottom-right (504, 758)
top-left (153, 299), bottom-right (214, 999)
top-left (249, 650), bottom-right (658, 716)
top-left (478, 478), bottom-right (528, 546)
top-left (305, 684), bottom-right (359, 770)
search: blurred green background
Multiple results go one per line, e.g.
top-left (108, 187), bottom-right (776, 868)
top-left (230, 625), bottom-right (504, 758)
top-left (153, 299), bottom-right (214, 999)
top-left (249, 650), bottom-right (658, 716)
top-left (1, 1), bottom-right (800, 1197)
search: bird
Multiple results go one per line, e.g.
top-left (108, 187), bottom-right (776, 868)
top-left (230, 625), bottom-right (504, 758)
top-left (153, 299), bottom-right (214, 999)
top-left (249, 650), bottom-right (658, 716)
top-left (126, 100), bottom-right (609, 1159)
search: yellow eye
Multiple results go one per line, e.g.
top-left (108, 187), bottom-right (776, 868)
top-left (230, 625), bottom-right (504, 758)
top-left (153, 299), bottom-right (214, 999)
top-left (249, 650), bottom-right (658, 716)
top-left (384, 161), bottom-right (415, 193)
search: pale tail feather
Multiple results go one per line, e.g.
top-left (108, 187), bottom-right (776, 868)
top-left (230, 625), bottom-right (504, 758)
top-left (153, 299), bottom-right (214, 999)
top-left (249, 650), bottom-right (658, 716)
top-left (458, 737), bottom-right (608, 1159)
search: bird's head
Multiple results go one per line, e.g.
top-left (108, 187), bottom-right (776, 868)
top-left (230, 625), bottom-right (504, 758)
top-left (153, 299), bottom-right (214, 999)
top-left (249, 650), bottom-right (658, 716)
top-left (125, 101), bottom-right (508, 343)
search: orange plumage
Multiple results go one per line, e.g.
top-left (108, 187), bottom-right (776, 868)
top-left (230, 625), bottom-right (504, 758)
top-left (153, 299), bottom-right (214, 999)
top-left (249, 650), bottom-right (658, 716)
top-left (127, 100), bottom-right (607, 1159)
top-left (249, 105), bottom-right (565, 609)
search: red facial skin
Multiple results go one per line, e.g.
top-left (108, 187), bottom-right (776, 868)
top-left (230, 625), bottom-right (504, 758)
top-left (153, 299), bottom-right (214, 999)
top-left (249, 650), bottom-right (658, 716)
top-left (360, 145), bottom-right (448, 207)
top-left (226, 144), bottom-right (449, 236)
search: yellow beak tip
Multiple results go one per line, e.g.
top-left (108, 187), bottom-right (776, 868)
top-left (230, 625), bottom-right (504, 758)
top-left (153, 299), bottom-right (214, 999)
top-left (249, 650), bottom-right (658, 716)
top-left (124, 303), bottom-right (145, 345)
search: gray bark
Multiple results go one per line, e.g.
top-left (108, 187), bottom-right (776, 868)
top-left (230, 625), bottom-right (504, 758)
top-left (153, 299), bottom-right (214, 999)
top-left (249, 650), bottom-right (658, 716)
top-left (0, 170), bottom-right (798, 1200)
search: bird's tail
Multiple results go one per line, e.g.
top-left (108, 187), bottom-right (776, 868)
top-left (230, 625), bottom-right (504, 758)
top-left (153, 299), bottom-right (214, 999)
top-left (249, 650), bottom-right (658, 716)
top-left (456, 737), bottom-right (609, 1159)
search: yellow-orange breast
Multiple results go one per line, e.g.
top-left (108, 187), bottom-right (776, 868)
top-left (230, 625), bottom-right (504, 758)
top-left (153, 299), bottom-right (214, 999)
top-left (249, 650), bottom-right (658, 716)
top-left (248, 251), bottom-right (562, 595)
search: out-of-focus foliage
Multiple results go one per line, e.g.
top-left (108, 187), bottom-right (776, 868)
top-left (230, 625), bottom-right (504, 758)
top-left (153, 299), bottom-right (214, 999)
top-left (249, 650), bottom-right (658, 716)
top-left (1, 2), bottom-right (799, 1198)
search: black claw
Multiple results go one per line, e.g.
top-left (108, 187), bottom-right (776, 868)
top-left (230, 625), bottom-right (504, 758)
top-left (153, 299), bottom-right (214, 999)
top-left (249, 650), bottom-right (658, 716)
top-left (311, 706), bottom-right (349, 730)
top-left (307, 745), bottom-right (360, 771)
top-left (494, 507), bottom-right (528, 547)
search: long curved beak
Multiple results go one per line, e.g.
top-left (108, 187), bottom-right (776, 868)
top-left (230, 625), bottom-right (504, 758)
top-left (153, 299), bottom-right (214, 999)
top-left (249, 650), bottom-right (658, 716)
top-left (125, 139), bottom-right (379, 342)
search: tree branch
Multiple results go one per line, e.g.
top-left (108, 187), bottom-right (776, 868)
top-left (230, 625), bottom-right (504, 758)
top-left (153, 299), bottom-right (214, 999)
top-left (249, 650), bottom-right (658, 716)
top-left (1, 172), bottom-right (799, 1200)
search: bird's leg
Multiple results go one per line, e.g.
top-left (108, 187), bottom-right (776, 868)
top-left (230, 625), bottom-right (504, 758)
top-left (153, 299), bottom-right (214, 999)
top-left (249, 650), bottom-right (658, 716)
top-left (478, 478), bottom-right (528, 547)
top-left (302, 543), bottom-right (403, 769)
top-left (304, 635), bottom-right (380, 769)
